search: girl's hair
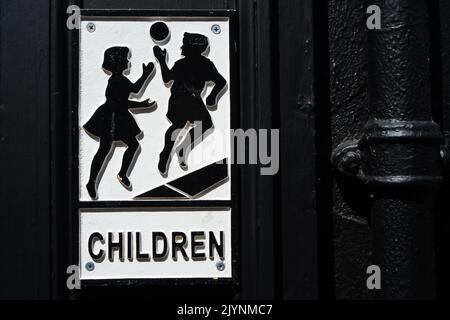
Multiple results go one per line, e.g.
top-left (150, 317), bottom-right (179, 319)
top-left (182, 33), bottom-right (209, 54)
top-left (102, 46), bottom-right (130, 73)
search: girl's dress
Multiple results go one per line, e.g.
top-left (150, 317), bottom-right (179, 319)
top-left (84, 75), bottom-right (141, 143)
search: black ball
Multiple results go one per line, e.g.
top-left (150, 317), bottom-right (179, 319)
top-left (150, 22), bottom-right (170, 43)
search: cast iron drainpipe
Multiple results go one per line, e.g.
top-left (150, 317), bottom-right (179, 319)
top-left (333, 0), bottom-right (444, 299)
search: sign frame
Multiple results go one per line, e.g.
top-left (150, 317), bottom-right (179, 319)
top-left (69, 9), bottom-right (240, 287)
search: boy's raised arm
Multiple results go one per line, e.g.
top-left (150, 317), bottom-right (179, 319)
top-left (153, 46), bottom-right (174, 83)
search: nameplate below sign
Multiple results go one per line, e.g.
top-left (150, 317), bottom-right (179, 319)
top-left (79, 209), bottom-right (232, 280)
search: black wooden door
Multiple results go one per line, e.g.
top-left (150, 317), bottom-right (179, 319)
top-left (0, 0), bottom-right (320, 300)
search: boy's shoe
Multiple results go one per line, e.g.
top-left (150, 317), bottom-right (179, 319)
top-left (158, 152), bottom-right (170, 177)
top-left (177, 147), bottom-right (188, 171)
top-left (117, 174), bottom-right (132, 190)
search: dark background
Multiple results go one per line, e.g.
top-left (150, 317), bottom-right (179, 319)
top-left (0, 0), bottom-right (448, 300)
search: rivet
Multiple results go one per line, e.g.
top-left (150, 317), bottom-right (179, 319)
top-left (85, 261), bottom-right (95, 272)
top-left (216, 261), bottom-right (225, 271)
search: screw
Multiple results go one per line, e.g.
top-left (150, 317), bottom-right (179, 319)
top-left (211, 24), bottom-right (221, 34)
top-left (216, 261), bottom-right (225, 271)
top-left (85, 262), bottom-right (95, 272)
top-left (87, 22), bottom-right (96, 33)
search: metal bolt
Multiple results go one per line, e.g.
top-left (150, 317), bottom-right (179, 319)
top-left (85, 262), bottom-right (95, 272)
top-left (211, 24), bottom-right (221, 34)
top-left (341, 151), bottom-right (361, 175)
top-left (216, 261), bottom-right (225, 271)
top-left (87, 22), bottom-right (96, 33)
top-left (332, 140), bottom-right (362, 177)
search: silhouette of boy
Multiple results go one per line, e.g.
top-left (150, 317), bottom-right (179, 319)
top-left (84, 46), bottom-right (155, 199)
top-left (153, 32), bottom-right (226, 176)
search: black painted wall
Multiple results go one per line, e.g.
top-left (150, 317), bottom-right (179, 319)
top-left (437, 0), bottom-right (450, 300)
top-left (328, 0), bottom-right (372, 300)
top-left (1, 0), bottom-right (449, 300)
top-left (0, 0), bottom-right (51, 299)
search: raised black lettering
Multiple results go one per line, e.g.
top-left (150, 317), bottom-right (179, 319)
top-left (172, 232), bottom-right (188, 260)
top-left (191, 231), bottom-right (206, 260)
top-left (127, 232), bottom-right (133, 261)
top-left (108, 232), bottom-right (124, 261)
top-left (136, 232), bottom-right (150, 261)
top-left (88, 232), bottom-right (105, 262)
top-left (209, 231), bottom-right (224, 259)
top-left (152, 232), bottom-right (168, 261)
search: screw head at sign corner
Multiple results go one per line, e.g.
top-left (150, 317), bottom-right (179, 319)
top-left (211, 24), bottom-right (221, 35)
top-left (87, 22), bottom-right (96, 33)
top-left (85, 261), bottom-right (95, 272)
top-left (216, 261), bottom-right (225, 271)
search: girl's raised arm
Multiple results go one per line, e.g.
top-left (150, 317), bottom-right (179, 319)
top-left (131, 62), bottom-right (154, 94)
top-left (129, 98), bottom-right (155, 109)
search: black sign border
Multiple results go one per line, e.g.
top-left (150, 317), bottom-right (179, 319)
top-left (70, 9), bottom-right (240, 288)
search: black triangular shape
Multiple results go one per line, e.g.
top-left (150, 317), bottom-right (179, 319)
top-left (167, 159), bottom-right (229, 198)
top-left (135, 184), bottom-right (188, 199)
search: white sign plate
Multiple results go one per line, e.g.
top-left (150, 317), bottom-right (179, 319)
top-left (78, 16), bottom-right (232, 202)
top-left (80, 209), bottom-right (232, 280)
top-left (75, 11), bottom-right (237, 283)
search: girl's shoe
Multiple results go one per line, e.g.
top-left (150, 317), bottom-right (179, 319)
top-left (86, 180), bottom-right (97, 199)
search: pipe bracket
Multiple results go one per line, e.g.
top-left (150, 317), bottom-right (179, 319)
top-left (333, 120), bottom-right (444, 189)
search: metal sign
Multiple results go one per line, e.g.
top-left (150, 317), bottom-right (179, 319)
top-left (72, 10), bottom-right (239, 284)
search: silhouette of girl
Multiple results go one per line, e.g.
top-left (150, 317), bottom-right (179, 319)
top-left (84, 46), bottom-right (155, 199)
top-left (153, 32), bottom-right (226, 176)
